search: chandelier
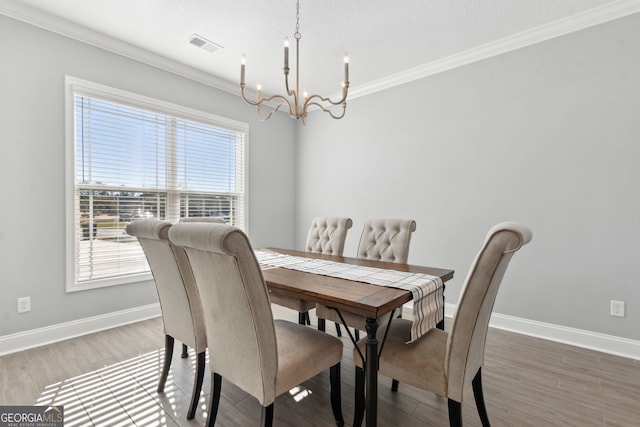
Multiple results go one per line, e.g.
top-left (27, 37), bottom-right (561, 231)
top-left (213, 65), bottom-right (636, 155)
top-left (240, 0), bottom-right (349, 125)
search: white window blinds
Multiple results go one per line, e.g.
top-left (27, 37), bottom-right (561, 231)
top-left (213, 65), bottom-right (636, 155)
top-left (66, 77), bottom-right (248, 290)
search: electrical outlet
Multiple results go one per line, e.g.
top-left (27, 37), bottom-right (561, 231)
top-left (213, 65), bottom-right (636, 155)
top-left (610, 300), bottom-right (625, 318)
top-left (17, 296), bottom-right (31, 313)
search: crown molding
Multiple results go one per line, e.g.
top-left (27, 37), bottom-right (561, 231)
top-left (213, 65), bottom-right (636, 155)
top-left (2, 0), bottom-right (640, 103)
top-left (346, 0), bottom-right (640, 100)
top-left (0, 0), bottom-right (238, 95)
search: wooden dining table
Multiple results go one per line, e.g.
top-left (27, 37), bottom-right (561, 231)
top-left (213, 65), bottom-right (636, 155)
top-left (259, 248), bottom-right (454, 427)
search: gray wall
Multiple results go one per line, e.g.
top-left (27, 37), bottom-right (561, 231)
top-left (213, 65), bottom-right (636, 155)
top-left (2, 10), bottom-right (639, 345)
top-left (297, 14), bottom-right (640, 340)
top-left (0, 15), bottom-right (297, 336)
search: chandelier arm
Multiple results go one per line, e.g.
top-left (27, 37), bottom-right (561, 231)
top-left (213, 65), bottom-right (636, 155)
top-left (303, 88), bottom-right (349, 109)
top-left (240, 84), bottom-right (260, 107)
top-left (284, 76), bottom-right (291, 96)
top-left (284, 71), bottom-right (296, 97)
top-left (305, 101), bottom-right (347, 120)
top-left (241, 86), bottom-right (295, 117)
top-left (261, 94), bottom-right (295, 117)
top-left (257, 103), bottom-right (288, 121)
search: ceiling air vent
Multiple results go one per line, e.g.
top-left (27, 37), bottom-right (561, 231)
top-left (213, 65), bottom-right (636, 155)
top-left (187, 34), bottom-right (222, 53)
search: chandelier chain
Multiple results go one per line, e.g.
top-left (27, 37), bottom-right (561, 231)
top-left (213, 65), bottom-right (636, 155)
top-left (295, 0), bottom-right (301, 40)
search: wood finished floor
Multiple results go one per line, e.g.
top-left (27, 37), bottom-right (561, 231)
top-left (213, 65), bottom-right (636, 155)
top-left (1, 307), bottom-right (639, 426)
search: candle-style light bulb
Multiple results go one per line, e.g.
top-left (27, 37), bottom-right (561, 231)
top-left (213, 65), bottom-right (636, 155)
top-left (240, 55), bottom-right (246, 84)
top-left (284, 38), bottom-right (290, 69)
top-left (344, 54), bottom-right (350, 83)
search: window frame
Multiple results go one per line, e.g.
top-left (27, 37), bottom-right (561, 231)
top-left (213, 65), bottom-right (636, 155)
top-left (65, 76), bottom-right (250, 292)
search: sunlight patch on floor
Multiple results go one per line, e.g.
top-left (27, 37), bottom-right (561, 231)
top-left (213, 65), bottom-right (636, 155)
top-left (34, 349), bottom-right (175, 426)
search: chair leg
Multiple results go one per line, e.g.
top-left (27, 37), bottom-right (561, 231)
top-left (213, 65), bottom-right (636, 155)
top-left (298, 312), bottom-right (307, 325)
top-left (305, 312), bottom-right (311, 325)
top-left (206, 373), bottom-right (222, 427)
top-left (352, 366), bottom-right (366, 427)
top-left (181, 343), bottom-right (188, 358)
top-left (330, 363), bottom-right (345, 427)
top-left (335, 322), bottom-right (342, 337)
top-left (472, 368), bottom-right (491, 427)
top-left (158, 335), bottom-right (174, 393)
top-left (391, 312), bottom-right (404, 388)
top-left (448, 399), bottom-right (463, 427)
top-left (187, 351), bottom-right (206, 420)
top-left (318, 318), bottom-right (326, 332)
top-left (354, 329), bottom-right (360, 341)
top-left (261, 403), bottom-right (274, 427)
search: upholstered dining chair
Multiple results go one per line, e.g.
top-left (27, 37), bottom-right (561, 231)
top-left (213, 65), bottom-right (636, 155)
top-left (269, 216), bottom-right (352, 333)
top-left (125, 219), bottom-right (207, 420)
top-left (168, 222), bottom-right (345, 427)
top-left (176, 217), bottom-right (225, 356)
top-left (179, 216), bottom-right (226, 223)
top-left (316, 218), bottom-right (417, 339)
top-left (351, 222), bottom-right (532, 427)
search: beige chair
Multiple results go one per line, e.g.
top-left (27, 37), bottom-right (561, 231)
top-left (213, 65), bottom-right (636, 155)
top-left (174, 218), bottom-right (225, 355)
top-left (355, 218), bottom-right (416, 263)
top-left (125, 219), bottom-right (207, 420)
top-left (269, 216), bottom-right (352, 332)
top-left (352, 222), bottom-right (532, 427)
top-left (168, 218), bottom-right (225, 354)
top-left (316, 218), bottom-right (417, 339)
top-left (168, 222), bottom-right (345, 427)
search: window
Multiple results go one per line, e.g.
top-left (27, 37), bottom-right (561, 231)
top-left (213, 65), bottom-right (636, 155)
top-left (65, 77), bottom-right (248, 291)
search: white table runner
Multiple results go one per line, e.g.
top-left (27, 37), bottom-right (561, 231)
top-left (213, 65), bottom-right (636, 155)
top-left (256, 250), bottom-right (443, 342)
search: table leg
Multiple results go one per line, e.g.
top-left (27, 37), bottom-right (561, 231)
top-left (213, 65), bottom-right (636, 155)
top-left (364, 317), bottom-right (379, 427)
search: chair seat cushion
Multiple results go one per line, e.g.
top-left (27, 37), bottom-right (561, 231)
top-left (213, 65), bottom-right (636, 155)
top-left (269, 291), bottom-right (316, 312)
top-left (274, 319), bottom-right (343, 397)
top-left (354, 318), bottom-right (448, 397)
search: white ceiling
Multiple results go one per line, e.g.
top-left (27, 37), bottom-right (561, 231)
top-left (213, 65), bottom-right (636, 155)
top-left (3, 0), bottom-right (638, 98)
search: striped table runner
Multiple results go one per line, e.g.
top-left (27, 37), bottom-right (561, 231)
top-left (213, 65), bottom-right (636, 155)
top-left (256, 250), bottom-right (443, 343)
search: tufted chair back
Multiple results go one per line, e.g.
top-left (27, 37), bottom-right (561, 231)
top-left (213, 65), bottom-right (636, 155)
top-left (270, 216), bottom-right (353, 330)
top-left (316, 218), bottom-right (416, 338)
top-left (356, 218), bottom-right (417, 264)
top-left (305, 216), bottom-right (353, 255)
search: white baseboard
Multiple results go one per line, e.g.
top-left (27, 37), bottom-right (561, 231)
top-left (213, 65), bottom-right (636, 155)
top-left (3, 302), bottom-right (639, 360)
top-left (444, 303), bottom-right (640, 360)
top-left (0, 303), bottom-right (161, 356)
